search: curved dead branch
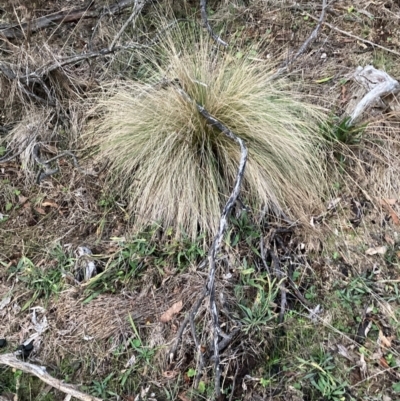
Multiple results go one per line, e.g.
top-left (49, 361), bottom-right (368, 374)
top-left (200, 0), bottom-right (228, 47)
top-left (171, 83), bottom-right (247, 398)
top-left (271, 0), bottom-right (327, 79)
top-left (109, 0), bottom-right (147, 51)
top-left (0, 0), bottom-right (139, 40)
top-left (0, 353), bottom-right (102, 401)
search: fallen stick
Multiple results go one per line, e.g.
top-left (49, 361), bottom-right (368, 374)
top-left (175, 83), bottom-right (248, 398)
top-left (109, 0), bottom-right (147, 51)
top-left (0, 44), bottom-right (146, 86)
top-left (271, 0), bottom-right (327, 79)
top-left (0, 0), bottom-right (138, 39)
top-left (200, 0), bottom-right (227, 47)
top-left (0, 353), bottom-right (102, 401)
top-left (306, 14), bottom-right (400, 58)
top-left (348, 65), bottom-right (400, 125)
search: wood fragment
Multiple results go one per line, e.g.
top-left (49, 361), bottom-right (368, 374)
top-left (170, 83), bottom-right (247, 398)
top-left (307, 14), bottom-right (400, 58)
top-left (0, 354), bottom-right (102, 401)
top-left (349, 65), bottom-right (400, 125)
top-left (200, 0), bottom-right (227, 47)
top-left (0, 0), bottom-right (138, 39)
top-left (109, 0), bottom-right (147, 51)
top-left (271, 0), bottom-right (327, 79)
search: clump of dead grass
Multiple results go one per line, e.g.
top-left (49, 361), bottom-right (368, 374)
top-left (89, 20), bottom-right (329, 240)
top-left (357, 119), bottom-right (400, 199)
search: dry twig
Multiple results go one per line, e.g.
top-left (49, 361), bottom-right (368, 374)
top-left (0, 353), bottom-right (102, 401)
top-left (0, 0), bottom-right (139, 39)
top-left (109, 0), bottom-right (147, 51)
top-left (200, 0), bottom-right (228, 47)
top-left (0, 44), bottom-right (146, 87)
top-left (32, 144), bottom-right (88, 183)
top-left (306, 14), bottom-right (400, 58)
top-left (268, 243), bottom-right (286, 323)
top-left (271, 0), bottom-right (327, 79)
top-left (171, 84), bottom-right (247, 398)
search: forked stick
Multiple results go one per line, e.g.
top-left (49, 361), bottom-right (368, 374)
top-left (174, 84), bottom-right (247, 397)
top-left (109, 0), bottom-right (147, 51)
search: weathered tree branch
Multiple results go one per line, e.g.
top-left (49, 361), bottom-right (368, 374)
top-left (200, 0), bottom-right (227, 47)
top-left (0, 353), bottom-right (102, 401)
top-left (109, 0), bottom-right (146, 51)
top-left (0, 44), bottom-right (146, 87)
top-left (349, 65), bottom-right (400, 125)
top-left (306, 13), bottom-right (400, 58)
top-left (271, 0), bottom-right (327, 79)
top-left (173, 84), bottom-right (247, 398)
top-left (0, 0), bottom-right (139, 39)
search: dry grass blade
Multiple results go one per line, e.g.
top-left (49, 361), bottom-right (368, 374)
top-left (89, 20), bottom-right (328, 240)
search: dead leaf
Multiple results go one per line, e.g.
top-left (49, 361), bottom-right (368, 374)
top-left (385, 235), bottom-right (395, 246)
top-left (340, 85), bottom-right (348, 104)
top-left (380, 199), bottom-right (400, 225)
top-left (327, 197), bottom-right (341, 210)
top-left (380, 198), bottom-right (397, 206)
top-left (379, 356), bottom-right (391, 369)
top-left (366, 246), bottom-right (387, 256)
top-left (18, 195), bottom-right (28, 204)
top-left (43, 145), bottom-right (58, 154)
top-left (379, 330), bottom-right (392, 348)
top-left (356, 353), bottom-right (367, 379)
top-left (162, 370), bottom-right (179, 379)
top-left (178, 392), bottom-right (190, 401)
top-left (371, 349), bottom-right (383, 361)
top-left (34, 207), bottom-right (46, 215)
top-left (121, 395), bottom-right (135, 401)
top-left (337, 344), bottom-right (352, 361)
top-left (160, 300), bottom-right (183, 323)
top-left (0, 296), bottom-right (11, 310)
top-left (42, 200), bottom-right (58, 208)
top-left (388, 208), bottom-right (400, 225)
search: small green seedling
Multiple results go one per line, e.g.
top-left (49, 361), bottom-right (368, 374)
top-left (321, 116), bottom-right (367, 146)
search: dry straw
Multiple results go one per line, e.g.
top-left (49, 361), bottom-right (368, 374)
top-left (91, 21), bottom-right (328, 239)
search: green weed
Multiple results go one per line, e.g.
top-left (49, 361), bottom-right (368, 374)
top-left (236, 270), bottom-right (280, 334)
top-left (298, 350), bottom-right (348, 401)
top-left (90, 372), bottom-right (115, 399)
top-left (85, 228), bottom-right (205, 296)
top-left (8, 256), bottom-right (63, 309)
top-left (321, 116), bottom-right (367, 146)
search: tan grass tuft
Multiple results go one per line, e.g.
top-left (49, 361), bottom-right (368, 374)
top-left (90, 22), bottom-right (328, 239)
top-left (1, 108), bottom-right (54, 181)
top-left (346, 118), bottom-right (400, 200)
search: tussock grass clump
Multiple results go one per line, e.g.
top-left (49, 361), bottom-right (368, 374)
top-left (92, 22), bottom-right (328, 239)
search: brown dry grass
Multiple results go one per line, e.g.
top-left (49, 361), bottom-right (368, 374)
top-left (2, 1), bottom-right (400, 400)
top-left (89, 20), bottom-right (330, 242)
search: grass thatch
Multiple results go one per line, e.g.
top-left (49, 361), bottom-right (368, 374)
top-left (90, 21), bottom-right (328, 239)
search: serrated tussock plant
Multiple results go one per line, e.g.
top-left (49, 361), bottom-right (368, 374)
top-left (91, 22), bottom-right (328, 240)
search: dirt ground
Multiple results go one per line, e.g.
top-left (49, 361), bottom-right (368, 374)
top-left (2, 1), bottom-right (400, 400)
